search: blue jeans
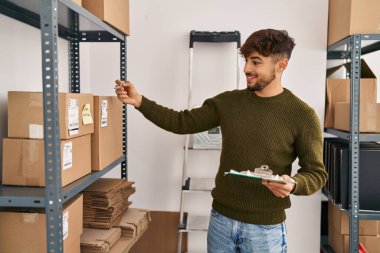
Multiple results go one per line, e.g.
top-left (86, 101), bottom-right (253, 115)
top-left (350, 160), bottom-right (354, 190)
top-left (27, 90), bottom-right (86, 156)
top-left (207, 209), bottom-right (288, 253)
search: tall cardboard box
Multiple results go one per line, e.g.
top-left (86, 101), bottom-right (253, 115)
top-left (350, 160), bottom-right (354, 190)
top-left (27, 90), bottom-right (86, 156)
top-left (334, 102), bottom-right (380, 132)
top-left (82, 0), bottom-right (129, 35)
top-left (8, 91), bottom-right (94, 140)
top-left (325, 60), bottom-right (377, 128)
top-left (0, 194), bottom-right (83, 253)
top-left (92, 96), bottom-right (123, 171)
top-left (328, 0), bottom-right (380, 45)
top-left (2, 135), bottom-right (91, 187)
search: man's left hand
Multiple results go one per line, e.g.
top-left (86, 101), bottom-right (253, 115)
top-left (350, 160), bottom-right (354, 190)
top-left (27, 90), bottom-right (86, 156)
top-left (262, 175), bottom-right (295, 198)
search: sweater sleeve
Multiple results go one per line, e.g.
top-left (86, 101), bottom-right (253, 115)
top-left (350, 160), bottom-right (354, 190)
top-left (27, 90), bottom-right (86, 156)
top-left (292, 110), bottom-right (328, 195)
top-left (136, 96), bottom-right (220, 134)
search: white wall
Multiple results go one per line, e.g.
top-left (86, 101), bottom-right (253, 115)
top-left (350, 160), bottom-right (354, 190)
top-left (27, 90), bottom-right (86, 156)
top-left (85, 0), bottom-right (330, 252)
top-left (4, 0), bottom-right (380, 252)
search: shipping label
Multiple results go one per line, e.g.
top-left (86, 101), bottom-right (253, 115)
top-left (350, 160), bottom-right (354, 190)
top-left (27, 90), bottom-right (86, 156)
top-left (62, 142), bottom-right (73, 170)
top-left (101, 100), bottom-right (108, 128)
top-left (68, 99), bottom-right (79, 136)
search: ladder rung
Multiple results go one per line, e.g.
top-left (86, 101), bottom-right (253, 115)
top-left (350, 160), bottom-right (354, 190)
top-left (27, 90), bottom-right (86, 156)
top-left (183, 177), bottom-right (214, 191)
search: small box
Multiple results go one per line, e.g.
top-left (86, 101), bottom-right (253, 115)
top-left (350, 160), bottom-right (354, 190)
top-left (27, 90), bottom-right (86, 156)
top-left (192, 126), bottom-right (222, 149)
top-left (82, 0), bottom-right (129, 35)
top-left (0, 194), bottom-right (83, 253)
top-left (2, 135), bottom-right (91, 187)
top-left (8, 91), bottom-right (94, 139)
top-left (328, 0), bottom-right (380, 45)
top-left (334, 102), bottom-right (380, 132)
top-left (92, 96), bottom-right (123, 171)
top-left (328, 201), bottom-right (380, 236)
top-left (324, 60), bottom-right (377, 128)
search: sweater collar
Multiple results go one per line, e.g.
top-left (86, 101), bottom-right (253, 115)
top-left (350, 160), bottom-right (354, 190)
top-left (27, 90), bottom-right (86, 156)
top-left (246, 87), bottom-right (291, 103)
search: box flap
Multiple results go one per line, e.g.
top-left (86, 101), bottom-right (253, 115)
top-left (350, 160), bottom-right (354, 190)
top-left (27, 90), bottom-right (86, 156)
top-left (327, 59), bottom-right (376, 79)
top-left (81, 227), bottom-right (121, 250)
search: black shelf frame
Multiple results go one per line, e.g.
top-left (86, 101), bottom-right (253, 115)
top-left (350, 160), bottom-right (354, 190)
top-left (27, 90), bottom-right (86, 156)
top-left (325, 34), bottom-right (380, 253)
top-left (0, 0), bottom-right (127, 252)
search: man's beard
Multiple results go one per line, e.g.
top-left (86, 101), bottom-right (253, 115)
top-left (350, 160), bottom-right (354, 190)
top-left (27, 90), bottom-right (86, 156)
top-left (247, 69), bottom-right (276, 92)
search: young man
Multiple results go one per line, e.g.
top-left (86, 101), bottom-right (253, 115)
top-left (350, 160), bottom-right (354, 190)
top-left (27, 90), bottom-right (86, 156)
top-left (115, 29), bottom-right (328, 253)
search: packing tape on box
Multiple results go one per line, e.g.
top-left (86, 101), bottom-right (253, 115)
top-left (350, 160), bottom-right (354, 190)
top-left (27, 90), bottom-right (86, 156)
top-left (22, 213), bottom-right (38, 223)
top-left (29, 124), bottom-right (44, 139)
top-left (19, 140), bottom-right (43, 185)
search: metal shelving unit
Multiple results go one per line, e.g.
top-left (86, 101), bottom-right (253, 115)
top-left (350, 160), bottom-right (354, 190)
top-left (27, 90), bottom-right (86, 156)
top-left (0, 0), bottom-right (127, 252)
top-left (325, 34), bottom-right (380, 253)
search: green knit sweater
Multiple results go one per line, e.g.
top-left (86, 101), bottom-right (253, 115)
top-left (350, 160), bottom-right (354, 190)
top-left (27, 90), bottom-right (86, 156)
top-left (137, 88), bottom-right (328, 225)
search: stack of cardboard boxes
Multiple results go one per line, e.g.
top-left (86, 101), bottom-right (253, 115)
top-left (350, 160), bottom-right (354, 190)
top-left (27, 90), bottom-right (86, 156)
top-left (82, 178), bottom-right (135, 229)
top-left (328, 201), bottom-right (380, 253)
top-left (325, 60), bottom-right (379, 132)
top-left (0, 92), bottom-right (124, 252)
top-left (80, 179), bottom-right (151, 253)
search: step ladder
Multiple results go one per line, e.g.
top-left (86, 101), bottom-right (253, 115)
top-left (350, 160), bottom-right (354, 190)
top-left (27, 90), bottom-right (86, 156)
top-left (177, 30), bottom-right (241, 253)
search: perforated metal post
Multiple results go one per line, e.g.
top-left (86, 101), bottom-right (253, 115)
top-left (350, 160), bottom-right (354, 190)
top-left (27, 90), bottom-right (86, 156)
top-left (69, 10), bottom-right (80, 93)
top-left (348, 35), bottom-right (361, 253)
top-left (40, 0), bottom-right (63, 252)
top-left (120, 40), bottom-right (128, 179)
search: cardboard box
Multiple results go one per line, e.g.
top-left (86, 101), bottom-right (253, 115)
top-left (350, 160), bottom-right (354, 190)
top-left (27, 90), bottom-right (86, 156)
top-left (8, 91), bottom-right (94, 140)
top-left (328, 0), bottom-right (380, 45)
top-left (2, 135), bottom-right (91, 187)
top-left (92, 96), bottom-right (123, 171)
top-left (81, 227), bottom-right (121, 253)
top-left (82, 0), bottom-right (129, 35)
top-left (324, 60), bottom-right (377, 128)
top-left (329, 224), bottom-right (380, 253)
top-left (0, 194), bottom-right (83, 253)
top-left (328, 201), bottom-right (380, 236)
top-left (334, 102), bottom-right (380, 132)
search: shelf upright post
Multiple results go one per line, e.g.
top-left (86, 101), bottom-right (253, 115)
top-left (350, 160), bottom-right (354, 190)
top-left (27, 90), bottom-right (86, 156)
top-left (120, 40), bottom-right (128, 179)
top-left (348, 35), bottom-right (362, 253)
top-left (40, 0), bottom-right (63, 252)
top-left (69, 9), bottom-right (80, 93)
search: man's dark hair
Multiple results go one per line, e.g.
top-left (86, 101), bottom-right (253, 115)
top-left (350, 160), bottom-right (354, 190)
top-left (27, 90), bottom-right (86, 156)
top-left (240, 29), bottom-right (295, 61)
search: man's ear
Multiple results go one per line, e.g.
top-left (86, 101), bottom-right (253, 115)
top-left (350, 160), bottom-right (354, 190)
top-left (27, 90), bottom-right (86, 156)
top-left (277, 58), bottom-right (289, 73)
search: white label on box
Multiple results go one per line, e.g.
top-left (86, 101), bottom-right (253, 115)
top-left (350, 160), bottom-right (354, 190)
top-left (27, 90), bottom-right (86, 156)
top-left (82, 103), bottom-right (93, 125)
top-left (101, 100), bottom-right (108, 128)
top-left (62, 142), bottom-right (73, 170)
top-left (68, 99), bottom-right (79, 136)
top-left (29, 124), bottom-right (44, 139)
top-left (62, 211), bottom-right (69, 240)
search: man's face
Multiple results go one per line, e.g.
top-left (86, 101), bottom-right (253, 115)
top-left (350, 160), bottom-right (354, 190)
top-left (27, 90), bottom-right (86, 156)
top-left (243, 51), bottom-right (278, 92)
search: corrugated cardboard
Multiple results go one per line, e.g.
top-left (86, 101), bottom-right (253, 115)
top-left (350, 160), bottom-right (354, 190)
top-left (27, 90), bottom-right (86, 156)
top-left (328, 0), bottom-right (380, 45)
top-left (0, 194), bottom-right (83, 253)
top-left (83, 179), bottom-right (135, 229)
top-left (92, 96), bottom-right (123, 171)
top-left (81, 227), bottom-right (121, 253)
top-left (82, 0), bottom-right (129, 35)
top-left (329, 224), bottom-right (380, 253)
top-left (8, 91), bottom-right (94, 139)
top-left (334, 102), bottom-right (380, 132)
top-left (325, 60), bottom-right (377, 128)
top-left (328, 201), bottom-right (380, 236)
top-left (2, 134), bottom-right (91, 187)
top-left (117, 208), bottom-right (151, 238)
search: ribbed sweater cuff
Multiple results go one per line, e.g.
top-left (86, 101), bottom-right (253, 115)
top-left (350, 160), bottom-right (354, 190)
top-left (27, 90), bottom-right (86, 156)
top-left (291, 175), bottom-right (305, 195)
